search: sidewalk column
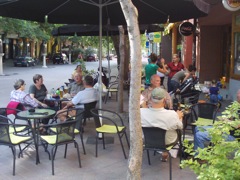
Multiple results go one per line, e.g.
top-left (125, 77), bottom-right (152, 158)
top-left (69, 53), bottom-right (71, 64)
top-left (0, 39), bottom-right (5, 75)
top-left (42, 42), bottom-right (47, 68)
top-left (42, 53), bottom-right (47, 68)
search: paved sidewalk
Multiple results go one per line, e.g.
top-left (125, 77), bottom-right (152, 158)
top-left (1, 59), bottom-right (224, 179)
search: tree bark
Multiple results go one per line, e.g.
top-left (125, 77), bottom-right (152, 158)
top-left (118, 26), bottom-right (125, 113)
top-left (119, 0), bottom-right (143, 179)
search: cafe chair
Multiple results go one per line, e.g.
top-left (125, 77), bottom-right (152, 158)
top-left (142, 127), bottom-right (179, 180)
top-left (90, 108), bottom-right (130, 159)
top-left (104, 81), bottom-right (118, 104)
top-left (50, 108), bottom-right (86, 154)
top-left (39, 119), bottom-right (81, 175)
top-left (83, 101), bottom-right (98, 125)
top-left (0, 115), bottom-right (32, 176)
top-left (191, 102), bottom-right (218, 126)
top-left (0, 107), bottom-right (30, 134)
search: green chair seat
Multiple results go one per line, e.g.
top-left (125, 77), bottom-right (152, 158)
top-left (9, 126), bottom-right (26, 134)
top-left (192, 117), bottom-right (214, 126)
top-left (9, 134), bottom-right (31, 144)
top-left (50, 127), bottom-right (80, 134)
top-left (96, 124), bottom-right (125, 133)
top-left (41, 133), bottom-right (72, 144)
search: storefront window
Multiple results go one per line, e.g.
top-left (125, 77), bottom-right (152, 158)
top-left (234, 32), bottom-right (240, 75)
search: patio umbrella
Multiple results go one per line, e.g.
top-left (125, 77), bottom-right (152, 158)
top-left (51, 24), bottom-right (164, 37)
top-left (0, 0), bottom-right (210, 108)
top-left (51, 24), bottom-right (164, 78)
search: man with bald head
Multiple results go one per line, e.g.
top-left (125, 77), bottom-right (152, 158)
top-left (141, 74), bottom-right (172, 109)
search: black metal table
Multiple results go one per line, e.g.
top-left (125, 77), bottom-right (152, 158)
top-left (17, 109), bottom-right (56, 164)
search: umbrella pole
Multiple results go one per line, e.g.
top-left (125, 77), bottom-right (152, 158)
top-left (98, 1), bottom-right (103, 109)
top-left (107, 28), bottom-right (111, 79)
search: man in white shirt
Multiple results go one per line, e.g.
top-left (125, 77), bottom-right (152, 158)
top-left (57, 75), bottom-right (98, 122)
top-left (141, 87), bottom-right (183, 147)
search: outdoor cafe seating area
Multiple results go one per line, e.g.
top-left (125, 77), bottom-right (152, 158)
top-left (0, 88), bottom-right (201, 179)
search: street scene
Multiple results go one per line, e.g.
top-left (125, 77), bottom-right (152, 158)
top-left (0, 0), bottom-right (240, 180)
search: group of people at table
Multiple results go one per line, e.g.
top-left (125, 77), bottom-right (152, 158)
top-left (140, 53), bottom-right (239, 161)
top-left (7, 54), bottom-right (239, 162)
top-left (9, 65), bottom-right (98, 125)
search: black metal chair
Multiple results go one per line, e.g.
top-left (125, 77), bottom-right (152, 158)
top-left (142, 127), bottom-right (171, 179)
top-left (104, 81), bottom-right (118, 104)
top-left (0, 115), bottom-right (32, 176)
top-left (191, 102), bottom-right (218, 124)
top-left (83, 101), bottom-right (98, 125)
top-left (51, 108), bottom-right (86, 154)
top-left (142, 127), bottom-right (181, 180)
top-left (183, 102), bottom-right (218, 140)
top-left (90, 108), bottom-right (130, 159)
top-left (40, 119), bottom-right (81, 175)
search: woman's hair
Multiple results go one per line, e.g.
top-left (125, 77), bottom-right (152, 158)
top-left (150, 53), bottom-right (158, 63)
top-left (75, 65), bottom-right (82, 70)
top-left (188, 65), bottom-right (196, 72)
top-left (14, 79), bottom-right (25, 90)
top-left (33, 74), bottom-right (43, 83)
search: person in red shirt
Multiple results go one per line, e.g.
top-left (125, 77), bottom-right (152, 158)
top-left (166, 54), bottom-right (184, 92)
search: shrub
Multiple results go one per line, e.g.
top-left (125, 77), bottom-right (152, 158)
top-left (181, 102), bottom-right (240, 180)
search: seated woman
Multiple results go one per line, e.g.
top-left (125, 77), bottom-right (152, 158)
top-left (71, 65), bottom-right (83, 80)
top-left (10, 79), bottom-right (38, 109)
top-left (29, 74), bottom-right (48, 108)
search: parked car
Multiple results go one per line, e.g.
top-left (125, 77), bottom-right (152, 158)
top-left (52, 52), bottom-right (68, 64)
top-left (86, 54), bottom-right (96, 62)
top-left (13, 56), bottom-right (36, 67)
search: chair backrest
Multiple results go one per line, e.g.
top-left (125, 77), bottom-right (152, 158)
top-left (192, 102), bottom-right (218, 120)
top-left (54, 120), bottom-right (77, 144)
top-left (90, 108), bottom-right (125, 128)
top-left (6, 101), bottom-right (25, 115)
top-left (181, 90), bottom-right (201, 105)
top-left (0, 115), bottom-right (13, 144)
top-left (142, 127), bottom-right (167, 150)
top-left (83, 101), bottom-right (97, 120)
top-left (74, 108), bottom-right (85, 130)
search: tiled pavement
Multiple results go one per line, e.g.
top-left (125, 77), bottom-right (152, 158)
top-left (1, 90), bottom-right (198, 180)
top-left (0, 60), bottom-right (232, 179)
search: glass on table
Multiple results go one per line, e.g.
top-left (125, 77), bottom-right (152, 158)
top-left (64, 86), bottom-right (68, 94)
top-left (59, 89), bottom-right (64, 99)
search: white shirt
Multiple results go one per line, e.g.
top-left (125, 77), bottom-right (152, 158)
top-left (71, 88), bottom-right (98, 108)
top-left (141, 107), bottom-right (183, 145)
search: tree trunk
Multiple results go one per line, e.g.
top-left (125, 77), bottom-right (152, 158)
top-left (119, 0), bottom-right (143, 179)
top-left (124, 36), bottom-right (130, 81)
top-left (118, 26), bottom-right (125, 113)
top-left (112, 35), bottom-right (130, 81)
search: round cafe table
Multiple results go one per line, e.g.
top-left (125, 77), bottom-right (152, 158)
top-left (17, 108), bottom-right (56, 164)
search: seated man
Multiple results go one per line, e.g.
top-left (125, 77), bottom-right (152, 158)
top-left (140, 74), bottom-right (172, 109)
top-left (68, 72), bottom-right (85, 96)
top-left (194, 89), bottom-right (240, 151)
top-left (141, 87), bottom-right (183, 161)
top-left (57, 75), bottom-right (98, 122)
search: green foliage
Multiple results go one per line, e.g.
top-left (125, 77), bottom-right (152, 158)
top-left (0, 17), bottom-right (56, 41)
top-left (181, 102), bottom-right (240, 180)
